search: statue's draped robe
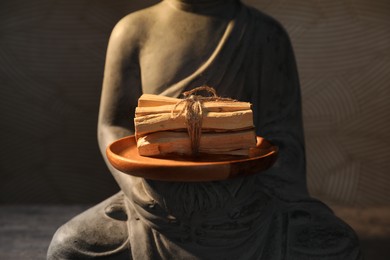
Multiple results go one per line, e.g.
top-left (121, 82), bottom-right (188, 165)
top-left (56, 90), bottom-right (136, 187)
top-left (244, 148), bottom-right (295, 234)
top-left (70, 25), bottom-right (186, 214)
top-left (159, 3), bottom-right (306, 201)
top-left (125, 4), bottom-right (361, 260)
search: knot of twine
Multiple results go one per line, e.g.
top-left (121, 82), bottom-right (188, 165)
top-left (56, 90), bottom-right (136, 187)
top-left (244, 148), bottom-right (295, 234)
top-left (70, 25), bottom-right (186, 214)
top-left (171, 86), bottom-right (236, 155)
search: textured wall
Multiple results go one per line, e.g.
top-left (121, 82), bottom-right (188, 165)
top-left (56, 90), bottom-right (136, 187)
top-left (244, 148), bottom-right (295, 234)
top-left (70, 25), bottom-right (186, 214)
top-left (246, 0), bottom-right (390, 206)
top-left (0, 0), bottom-right (389, 205)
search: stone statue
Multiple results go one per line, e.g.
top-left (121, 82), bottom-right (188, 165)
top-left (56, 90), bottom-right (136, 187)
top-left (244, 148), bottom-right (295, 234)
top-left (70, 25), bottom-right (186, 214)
top-left (48, 0), bottom-right (361, 259)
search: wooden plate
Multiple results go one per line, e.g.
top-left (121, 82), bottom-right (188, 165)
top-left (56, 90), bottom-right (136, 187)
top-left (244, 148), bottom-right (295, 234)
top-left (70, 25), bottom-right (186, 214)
top-left (106, 135), bottom-right (278, 182)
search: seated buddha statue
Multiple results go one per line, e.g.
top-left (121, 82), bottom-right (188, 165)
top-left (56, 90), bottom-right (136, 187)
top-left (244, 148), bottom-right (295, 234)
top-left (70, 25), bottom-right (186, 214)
top-left (47, 0), bottom-right (361, 259)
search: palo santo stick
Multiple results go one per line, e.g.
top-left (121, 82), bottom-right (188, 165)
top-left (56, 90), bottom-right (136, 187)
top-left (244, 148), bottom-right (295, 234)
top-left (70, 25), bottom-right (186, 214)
top-left (137, 94), bottom-right (250, 110)
top-left (135, 101), bottom-right (251, 116)
top-left (137, 94), bottom-right (179, 107)
top-left (134, 110), bottom-right (254, 136)
top-left (137, 130), bottom-right (256, 156)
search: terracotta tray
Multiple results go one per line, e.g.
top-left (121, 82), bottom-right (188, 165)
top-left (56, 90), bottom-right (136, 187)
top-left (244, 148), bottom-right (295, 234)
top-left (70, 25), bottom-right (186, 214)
top-left (106, 135), bottom-right (278, 182)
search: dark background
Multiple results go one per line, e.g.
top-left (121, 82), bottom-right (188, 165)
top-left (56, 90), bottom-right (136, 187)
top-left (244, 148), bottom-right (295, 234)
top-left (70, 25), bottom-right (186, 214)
top-left (0, 0), bottom-right (389, 258)
top-left (0, 0), bottom-right (159, 203)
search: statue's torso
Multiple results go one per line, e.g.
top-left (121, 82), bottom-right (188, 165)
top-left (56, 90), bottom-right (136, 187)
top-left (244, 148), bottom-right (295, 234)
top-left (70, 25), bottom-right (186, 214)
top-left (137, 3), bottom-right (237, 95)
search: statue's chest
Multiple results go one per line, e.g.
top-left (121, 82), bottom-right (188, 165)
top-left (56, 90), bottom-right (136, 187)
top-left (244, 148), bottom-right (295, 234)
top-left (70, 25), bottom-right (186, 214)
top-left (139, 18), bottom-right (228, 95)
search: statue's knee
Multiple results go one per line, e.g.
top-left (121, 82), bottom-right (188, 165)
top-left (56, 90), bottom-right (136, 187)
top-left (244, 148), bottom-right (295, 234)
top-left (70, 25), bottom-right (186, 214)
top-left (47, 194), bottom-right (130, 259)
top-left (288, 207), bottom-right (361, 259)
top-left (47, 223), bottom-right (75, 259)
top-left (48, 216), bottom-right (130, 259)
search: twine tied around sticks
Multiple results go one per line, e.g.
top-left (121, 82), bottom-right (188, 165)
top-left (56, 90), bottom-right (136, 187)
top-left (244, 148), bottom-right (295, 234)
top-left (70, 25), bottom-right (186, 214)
top-left (171, 86), bottom-right (236, 155)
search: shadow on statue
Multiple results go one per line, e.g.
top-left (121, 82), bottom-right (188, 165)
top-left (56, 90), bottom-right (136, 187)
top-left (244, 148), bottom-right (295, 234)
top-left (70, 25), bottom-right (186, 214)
top-left (48, 0), bottom-right (361, 259)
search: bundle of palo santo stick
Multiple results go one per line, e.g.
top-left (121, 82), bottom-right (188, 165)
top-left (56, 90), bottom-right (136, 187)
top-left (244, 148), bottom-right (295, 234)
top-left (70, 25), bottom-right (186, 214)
top-left (134, 87), bottom-right (257, 157)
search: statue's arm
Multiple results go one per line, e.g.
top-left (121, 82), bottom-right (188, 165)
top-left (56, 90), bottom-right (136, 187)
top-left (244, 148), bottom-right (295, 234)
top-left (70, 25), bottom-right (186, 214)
top-left (97, 17), bottom-right (142, 178)
top-left (253, 22), bottom-right (308, 199)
